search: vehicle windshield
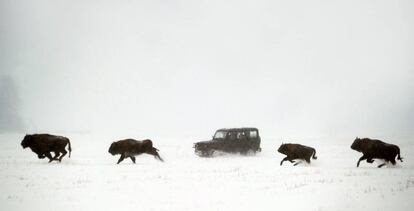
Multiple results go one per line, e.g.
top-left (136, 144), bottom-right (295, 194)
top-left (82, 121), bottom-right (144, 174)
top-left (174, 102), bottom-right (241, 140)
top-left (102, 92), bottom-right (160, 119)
top-left (213, 131), bottom-right (227, 139)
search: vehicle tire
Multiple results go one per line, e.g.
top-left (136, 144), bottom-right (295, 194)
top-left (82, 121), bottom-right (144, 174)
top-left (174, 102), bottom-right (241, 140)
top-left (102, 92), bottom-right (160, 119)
top-left (195, 150), bottom-right (204, 157)
top-left (201, 149), bottom-right (214, 157)
top-left (246, 149), bottom-right (256, 156)
top-left (240, 149), bottom-right (255, 156)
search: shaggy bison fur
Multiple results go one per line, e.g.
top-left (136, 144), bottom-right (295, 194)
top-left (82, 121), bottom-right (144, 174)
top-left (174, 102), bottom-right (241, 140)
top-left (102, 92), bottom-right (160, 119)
top-left (108, 139), bottom-right (164, 164)
top-left (21, 134), bottom-right (72, 162)
top-left (278, 143), bottom-right (317, 166)
top-left (351, 137), bottom-right (403, 168)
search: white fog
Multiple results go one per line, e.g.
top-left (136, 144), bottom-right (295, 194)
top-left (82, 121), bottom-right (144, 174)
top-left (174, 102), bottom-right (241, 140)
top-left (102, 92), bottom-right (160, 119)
top-left (1, 1), bottom-right (414, 210)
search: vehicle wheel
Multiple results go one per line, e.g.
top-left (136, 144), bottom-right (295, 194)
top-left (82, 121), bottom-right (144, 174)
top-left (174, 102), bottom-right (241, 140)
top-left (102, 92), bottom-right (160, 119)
top-left (241, 149), bottom-right (255, 156)
top-left (202, 149), bottom-right (214, 157)
top-left (195, 150), bottom-right (203, 157)
top-left (247, 149), bottom-right (256, 156)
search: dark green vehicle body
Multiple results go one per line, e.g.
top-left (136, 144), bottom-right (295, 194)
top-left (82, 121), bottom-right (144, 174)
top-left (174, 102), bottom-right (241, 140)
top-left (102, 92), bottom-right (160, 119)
top-left (194, 128), bottom-right (261, 157)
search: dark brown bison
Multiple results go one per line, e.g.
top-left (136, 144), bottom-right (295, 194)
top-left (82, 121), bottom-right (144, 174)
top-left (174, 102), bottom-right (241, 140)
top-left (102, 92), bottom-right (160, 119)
top-left (351, 137), bottom-right (403, 168)
top-left (278, 143), bottom-right (317, 166)
top-left (108, 139), bottom-right (164, 164)
top-left (21, 134), bottom-right (72, 162)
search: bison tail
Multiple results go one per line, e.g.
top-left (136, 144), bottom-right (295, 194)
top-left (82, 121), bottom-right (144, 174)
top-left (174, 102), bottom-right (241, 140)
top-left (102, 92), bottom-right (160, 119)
top-left (312, 149), bottom-right (317, 160)
top-left (67, 139), bottom-right (72, 158)
top-left (397, 148), bottom-right (403, 162)
top-left (152, 147), bottom-right (164, 162)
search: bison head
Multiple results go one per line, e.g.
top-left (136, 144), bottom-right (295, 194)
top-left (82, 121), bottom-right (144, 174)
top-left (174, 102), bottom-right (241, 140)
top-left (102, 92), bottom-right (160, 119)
top-left (21, 135), bottom-right (33, 148)
top-left (351, 137), bottom-right (363, 152)
top-left (108, 142), bottom-right (118, 155)
top-left (278, 143), bottom-right (288, 154)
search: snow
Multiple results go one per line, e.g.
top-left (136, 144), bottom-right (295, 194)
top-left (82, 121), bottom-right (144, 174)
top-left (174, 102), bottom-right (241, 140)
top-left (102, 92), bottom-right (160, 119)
top-left (1, 133), bottom-right (413, 211)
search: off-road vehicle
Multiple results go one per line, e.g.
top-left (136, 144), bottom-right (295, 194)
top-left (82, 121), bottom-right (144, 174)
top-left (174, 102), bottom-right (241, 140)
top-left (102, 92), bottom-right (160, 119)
top-left (194, 127), bottom-right (261, 157)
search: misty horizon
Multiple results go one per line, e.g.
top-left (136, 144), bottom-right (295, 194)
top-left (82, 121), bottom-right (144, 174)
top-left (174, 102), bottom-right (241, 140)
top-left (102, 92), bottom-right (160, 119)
top-left (1, 0), bottom-right (413, 141)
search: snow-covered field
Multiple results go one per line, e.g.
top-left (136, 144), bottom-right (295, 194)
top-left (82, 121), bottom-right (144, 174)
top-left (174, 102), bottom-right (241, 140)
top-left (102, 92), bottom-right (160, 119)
top-left (1, 133), bottom-right (413, 211)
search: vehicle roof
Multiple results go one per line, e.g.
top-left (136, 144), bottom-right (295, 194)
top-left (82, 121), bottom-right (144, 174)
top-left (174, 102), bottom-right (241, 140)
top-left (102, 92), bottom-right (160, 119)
top-left (216, 127), bottom-right (259, 132)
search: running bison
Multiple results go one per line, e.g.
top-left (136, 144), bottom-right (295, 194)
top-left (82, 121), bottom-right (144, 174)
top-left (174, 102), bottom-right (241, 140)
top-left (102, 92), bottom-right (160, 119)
top-left (278, 143), bottom-right (317, 166)
top-left (21, 134), bottom-right (72, 162)
top-left (351, 137), bottom-right (403, 168)
top-left (108, 139), bottom-right (164, 164)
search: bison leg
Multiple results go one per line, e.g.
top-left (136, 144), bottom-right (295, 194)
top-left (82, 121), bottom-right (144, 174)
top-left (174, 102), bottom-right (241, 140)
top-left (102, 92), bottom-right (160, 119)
top-left (390, 159), bottom-right (396, 165)
top-left (305, 157), bottom-right (311, 164)
top-left (280, 157), bottom-right (287, 166)
top-left (294, 160), bottom-right (303, 166)
top-left (58, 149), bottom-right (67, 162)
top-left (37, 154), bottom-right (46, 159)
top-left (357, 155), bottom-right (367, 167)
top-left (117, 154), bottom-right (126, 164)
top-left (45, 152), bottom-right (54, 163)
top-left (366, 158), bottom-right (374, 163)
top-left (52, 152), bottom-right (61, 161)
top-left (280, 157), bottom-right (294, 166)
top-left (378, 163), bottom-right (387, 168)
top-left (129, 156), bottom-right (136, 164)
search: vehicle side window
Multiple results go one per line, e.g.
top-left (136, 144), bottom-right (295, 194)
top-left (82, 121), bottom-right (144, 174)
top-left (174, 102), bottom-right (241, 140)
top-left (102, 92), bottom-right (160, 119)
top-left (227, 132), bottom-right (237, 140)
top-left (237, 132), bottom-right (246, 140)
top-left (249, 131), bottom-right (257, 138)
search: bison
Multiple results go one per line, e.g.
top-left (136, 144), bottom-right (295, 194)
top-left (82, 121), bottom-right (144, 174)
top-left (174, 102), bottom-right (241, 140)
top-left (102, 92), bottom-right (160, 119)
top-left (351, 137), bottom-right (403, 168)
top-left (278, 143), bottom-right (317, 166)
top-left (21, 134), bottom-right (72, 162)
top-left (108, 139), bottom-right (164, 164)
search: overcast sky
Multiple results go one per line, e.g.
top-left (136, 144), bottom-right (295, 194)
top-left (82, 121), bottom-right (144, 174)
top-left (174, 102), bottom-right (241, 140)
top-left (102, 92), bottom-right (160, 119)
top-left (1, 0), bottom-right (413, 140)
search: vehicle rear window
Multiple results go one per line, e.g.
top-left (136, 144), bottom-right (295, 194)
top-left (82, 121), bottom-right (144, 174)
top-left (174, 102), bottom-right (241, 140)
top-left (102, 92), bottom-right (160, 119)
top-left (249, 131), bottom-right (258, 138)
